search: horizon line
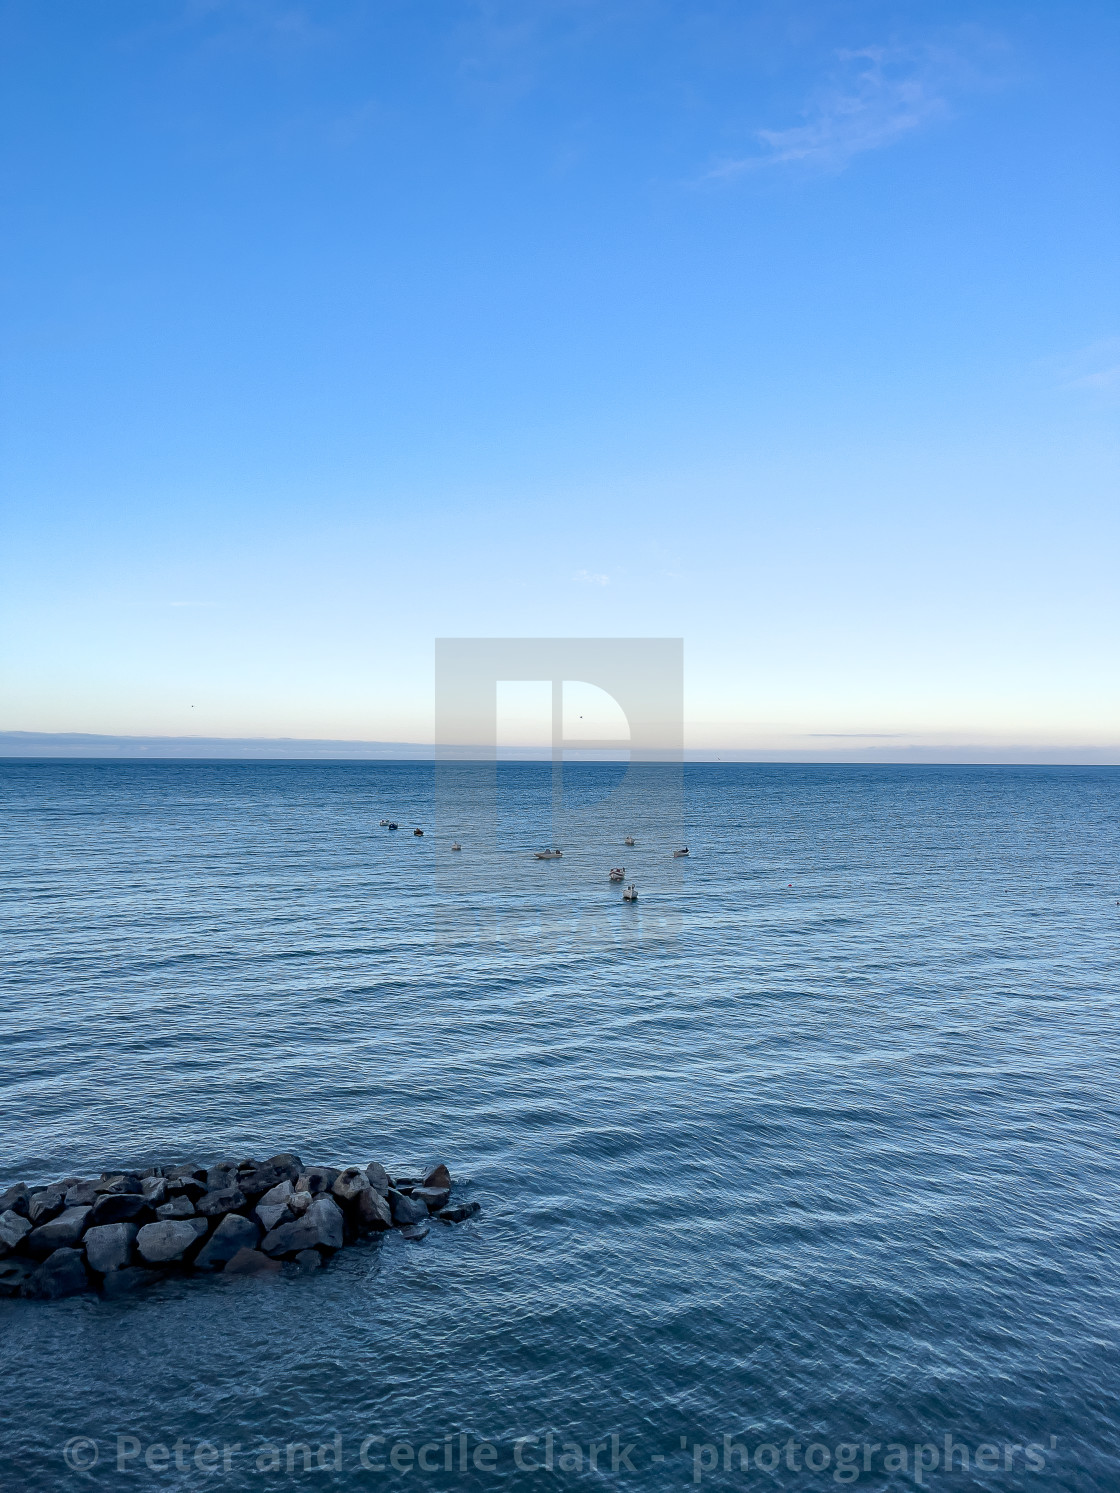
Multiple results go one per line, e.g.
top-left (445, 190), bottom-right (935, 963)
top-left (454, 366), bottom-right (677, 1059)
top-left (1, 731), bottom-right (1118, 767)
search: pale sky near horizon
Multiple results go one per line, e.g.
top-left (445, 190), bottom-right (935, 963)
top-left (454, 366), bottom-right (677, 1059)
top-left (1, 1), bottom-right (1117, 754)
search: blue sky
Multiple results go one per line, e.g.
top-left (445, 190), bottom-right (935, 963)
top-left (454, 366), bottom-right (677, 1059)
top-left (1, 0), bottom-right (1117, 755)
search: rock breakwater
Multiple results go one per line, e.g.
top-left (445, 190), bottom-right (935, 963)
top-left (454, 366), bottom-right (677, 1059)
top-left (0, 1156), bottom-right (479, 1300)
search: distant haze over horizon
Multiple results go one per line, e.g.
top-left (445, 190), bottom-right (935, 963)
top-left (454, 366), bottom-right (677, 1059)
top-left (2, 4), bottom-right (1116, 745)
top-left (2, 732), bottom-right (1117, 767)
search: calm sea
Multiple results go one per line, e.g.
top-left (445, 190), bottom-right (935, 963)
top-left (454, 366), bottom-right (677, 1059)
top-left (1, 761), bottom-right (1118, 1491)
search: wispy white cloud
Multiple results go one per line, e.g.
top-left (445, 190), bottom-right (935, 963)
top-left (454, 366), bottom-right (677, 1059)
top-left (710, 43), bottom-right (975, 177)
top-left (574, 569), bottom-right (609, 586)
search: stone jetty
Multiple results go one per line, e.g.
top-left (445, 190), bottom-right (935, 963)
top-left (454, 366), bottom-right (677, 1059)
top-left (0, 1155), bottom-right (480, 1300)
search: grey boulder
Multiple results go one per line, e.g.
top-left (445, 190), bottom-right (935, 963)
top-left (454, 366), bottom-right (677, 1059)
top-left (84, 1222), bottom-right (138, 1274)
top-left (165, 1164), bottom-right (206, 1182)
top-left (155, 1197), bottom-right (196, 1220)
top-left (136, 1217), bottom-right (208, 1264)
top-left (292, 1248), bottom-right (321, 1270)
top-left (288, 1190), bottom-right (313, 1215)
top-left (28, 1189), bottom-right (66, 1226)
top-left (255, 1204), bottom-right (289, 1233)
top-left (437, 1202), bottom-right (481, 1224)
top-left (166, 1177), bottom-right (206, 1202)
top-left (195, 1213), bottom-right (260, 1270)
top-left (64, 1179), bottom-right (100, 1208)
top-left (195, 1187), bottom-right (247, 1218)
top-left (236, 1155), bottom-right (302, 1198)
top-left (294, 1194), bottom-right (344, 1249)
top-left (332, 1168), bottom-right (371, 1204)
top-left (364, 1162), bottom-right (390, 1197)
top-left (356, 1190), bottom-right (392, 1231)
top-left (0, 1183), bottom-right (30, 1217)
top-left (424, 1164), bottom-right (452, 1191)
top-left (411, 1186), bottom-right (450, 1212)
top-left (295, 1167), bottom-right (340, 1197)
top-left (24, 1248), bottom-right (90, 1299)
top-left (257, 1179), bottom-right (293, 1207)
top-left (140, 1176), bottom-right (168, 1206)
top-left (223, 1248), bottom-right (280, 1276)
top-left (261, 1196), bottom-right (344, 1257)
top-left (89, 1193), bottom-right (150, 1228)
top-left (0, 1209), bottom-right (33, 1256)
top-left (399, 1222), bottom-right (430, 1240)
top-left (388, 1191), bottom-right (428, 1226)
top-left (27, 1206), bottom-right (92, 1259)
top-left (94, 1172), bottom-right (142, 1196)
top-left (266, 1152), bottom-right (303, 1176)
top-left (235, 1166), bottom-right (279, 1200)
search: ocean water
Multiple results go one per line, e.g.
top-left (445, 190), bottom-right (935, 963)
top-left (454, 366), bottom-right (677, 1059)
top-left (1, 760), bottom-right (1118, 1492)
